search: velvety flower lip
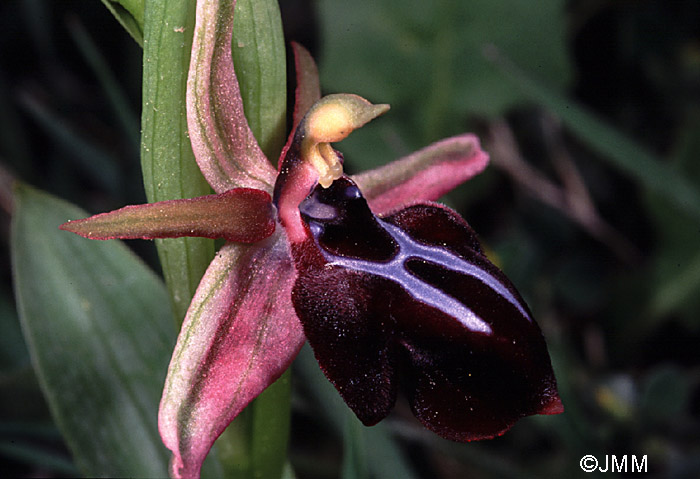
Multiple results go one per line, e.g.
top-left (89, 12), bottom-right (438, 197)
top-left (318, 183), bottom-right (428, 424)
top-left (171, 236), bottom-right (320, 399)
top-left (273, 92), bottom-right (561, 441)
top-left (59, 0), bottom-right (561, 476)
top-left (287, 175), bottom-right (563, 440)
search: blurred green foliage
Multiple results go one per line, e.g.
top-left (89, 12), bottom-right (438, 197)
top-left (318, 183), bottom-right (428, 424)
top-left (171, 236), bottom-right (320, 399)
top-left (12, 184), bottom-right (174, 477)
top-left (1, 0), bottom-right (699, 477)
top-left (318, 0), bottom-right (571, 154)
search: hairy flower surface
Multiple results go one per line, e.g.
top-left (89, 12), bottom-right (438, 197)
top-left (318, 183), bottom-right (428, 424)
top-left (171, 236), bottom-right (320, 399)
top-left (60, 1), bottom-right (562, 476)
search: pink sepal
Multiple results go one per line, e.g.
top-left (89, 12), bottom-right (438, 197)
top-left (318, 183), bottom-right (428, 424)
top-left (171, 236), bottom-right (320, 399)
top-left (59, 189), bottom-right (275, 243)
top-left (187, 0), bottom-right (277, 193)
top-left (278, 42), bottom-right (321, 171)
top-left (353, 134), bottom-right (489, 215)
top-left (158, 233), bottom-right (304, 479)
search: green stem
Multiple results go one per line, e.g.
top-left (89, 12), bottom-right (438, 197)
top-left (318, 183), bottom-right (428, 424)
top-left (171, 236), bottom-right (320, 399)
top-left (214, 371), bottom-right (292, 479)
top-left (141, 0), bottom-right (215, 325)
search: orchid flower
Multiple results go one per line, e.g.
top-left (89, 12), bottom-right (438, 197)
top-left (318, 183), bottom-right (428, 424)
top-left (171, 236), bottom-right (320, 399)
top-left (60, 0), bottom-right (562, 477)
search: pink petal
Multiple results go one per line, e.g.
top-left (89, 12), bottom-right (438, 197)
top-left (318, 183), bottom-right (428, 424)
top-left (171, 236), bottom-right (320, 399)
top-left (158, 232), bottom-right (304, 479)
top-left (290, 43), bottom-right (321, 140)
top-left (59, 189), bottom-right (275, 243)
top-left (187, 0), bottom-right (277, 193)
top-left (352, 134), bottom-right (489, 215)
top-left (277, 42), bottom-right (320, 172)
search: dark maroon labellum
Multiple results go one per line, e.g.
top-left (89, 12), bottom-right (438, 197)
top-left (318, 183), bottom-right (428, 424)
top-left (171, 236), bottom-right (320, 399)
top-left (291, 176), bottom-right (563, 441)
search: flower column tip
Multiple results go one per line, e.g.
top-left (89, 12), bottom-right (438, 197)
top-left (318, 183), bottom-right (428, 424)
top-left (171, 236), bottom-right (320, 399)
top-left (302, 94), bottom-right (389, 187)
top-left (274, 94), bottom-right (389, 243)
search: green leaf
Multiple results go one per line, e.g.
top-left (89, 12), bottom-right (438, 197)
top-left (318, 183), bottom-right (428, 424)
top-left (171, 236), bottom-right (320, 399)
top-left (141, 0), bottom-right (215, 323)
top-left (232, 0), bottom-right (287, 161)
top-left (11, 184), bottom-right (175, 477)
top-left (100, 0), bottom-right (145, 46)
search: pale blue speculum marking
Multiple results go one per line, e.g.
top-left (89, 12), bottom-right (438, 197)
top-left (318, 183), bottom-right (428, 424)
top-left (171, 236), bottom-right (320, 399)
top-left (315, 217), bottom-right (532, 336)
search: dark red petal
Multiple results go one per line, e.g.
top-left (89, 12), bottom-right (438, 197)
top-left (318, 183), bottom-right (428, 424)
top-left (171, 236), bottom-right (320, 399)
top-left (291, 176), bottom-right (562, 441)
top-left (59, 189), bottom-right (275, 243)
